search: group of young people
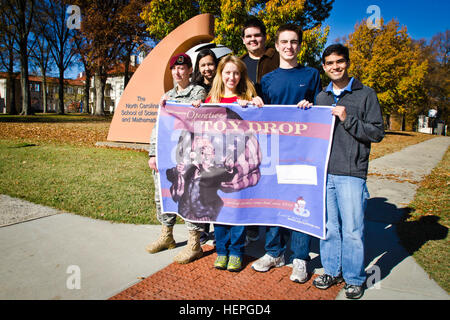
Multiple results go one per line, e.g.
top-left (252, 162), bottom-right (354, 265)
top-left (146, 17), bottom-right (384, 300)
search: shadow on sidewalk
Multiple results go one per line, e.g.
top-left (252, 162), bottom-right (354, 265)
top-left (385, 131), bottom-right (413, 136)
top-left (363, 197), bottom-right (448, 286)
top-left (242, 196), bottom-right (447, 289)
top-left (396, 214), bottom-right (448, 255)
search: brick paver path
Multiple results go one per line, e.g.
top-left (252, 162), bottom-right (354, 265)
top-left (110, 245), bottom-right (343, 300)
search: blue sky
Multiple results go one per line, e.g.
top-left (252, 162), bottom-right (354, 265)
top-left (324, 0), bottom-right (450, 45)
top-left (66, 1), bottom-right (449, 79)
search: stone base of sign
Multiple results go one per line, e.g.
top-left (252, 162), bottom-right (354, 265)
top-left (95, 141), bottom-right (149, 152)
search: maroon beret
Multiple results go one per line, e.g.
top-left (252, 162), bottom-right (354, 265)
top-left (169, 53), bottom-right (192, 69)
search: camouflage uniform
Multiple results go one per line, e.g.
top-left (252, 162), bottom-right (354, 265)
top-left (149, 83), bottom-right (206, 231)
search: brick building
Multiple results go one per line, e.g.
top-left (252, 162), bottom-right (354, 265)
top-left (0, 72), bottom-right (84, 113)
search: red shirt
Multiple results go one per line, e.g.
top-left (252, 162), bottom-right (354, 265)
top-left (205, 96), bottom-right (239, 103)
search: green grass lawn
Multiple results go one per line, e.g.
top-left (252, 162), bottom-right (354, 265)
top-left (0, 139), bottom-right (157, 224)
top-left (396, 146), bottom-right (450, 293)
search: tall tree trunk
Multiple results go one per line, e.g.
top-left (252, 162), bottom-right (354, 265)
top-left (42, 76), bottom-right (48, 113)
top-left (13, 0), bottom-right (34, 115)
top-left (57, 68), bottom-right (64, 114)
top-left (7, 74), bottom-right (17, 115)
top-left (19, 45), bottom-right (31, 115)
top-left (6, 45), bottom-right (17, 114)
top-left (124, 53), bottom-right (131, 88)
top-left (94, 72), bottom-right (105, 116)
top-left (83, 71), bottom-right (90, 114)
top-left (91, 76), bottom-right (96, 115)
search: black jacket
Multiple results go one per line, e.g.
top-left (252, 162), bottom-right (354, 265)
top-left (316, 78), bottom-right (384, 179)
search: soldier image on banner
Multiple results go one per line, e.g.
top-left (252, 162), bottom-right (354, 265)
top-left (165, 107), bottom-right (262, 222)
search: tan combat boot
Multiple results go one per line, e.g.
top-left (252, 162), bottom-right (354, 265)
top-left (173, 230), bottom-right (203, 264)
top-left (145, 225), bottom-right (176, 253)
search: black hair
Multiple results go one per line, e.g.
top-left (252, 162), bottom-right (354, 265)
top-left (241, 17), bottom-right (267, 37)
top-left (275, 23), bottom-right (303, 44)
top-left (321, 44), bottom-right (350, 64)
top-left (192, 48), bottom-right (219, 86)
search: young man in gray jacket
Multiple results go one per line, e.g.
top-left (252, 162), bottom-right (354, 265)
top-left (313, 44), bottom-right (384, 299)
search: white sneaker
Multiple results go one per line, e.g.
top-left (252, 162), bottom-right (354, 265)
top-left (290, 258), bottom-right (308, 283)
top-left (251, 253), bottom-right (285, 272)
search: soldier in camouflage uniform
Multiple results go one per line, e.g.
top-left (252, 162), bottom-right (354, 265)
top-left (146, 53), bottom-right (207, 264)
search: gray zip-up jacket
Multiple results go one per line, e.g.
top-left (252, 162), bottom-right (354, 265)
top-left (316, 78), bottom-right (384, 179)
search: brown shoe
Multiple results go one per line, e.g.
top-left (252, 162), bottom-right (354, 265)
top-left (173, 230), bottom-right (203, 264)
top-left (145, 225), bottom-right (176, 253)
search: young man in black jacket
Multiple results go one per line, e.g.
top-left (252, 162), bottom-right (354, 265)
top-left (313, 44), bottom-right (384, 299)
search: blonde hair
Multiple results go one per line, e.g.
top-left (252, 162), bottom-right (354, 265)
top-left (207, 55), bottom-right (257, 103)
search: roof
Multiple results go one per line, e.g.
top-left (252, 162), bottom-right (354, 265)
top-left (0, 72), bottom-right (84, 86)
top-left (0, 61), bottom-right (139, 85)
top-left (70, 62), bottom-right (140, 81)
top-left (108, 62), bottom-right (139, 75)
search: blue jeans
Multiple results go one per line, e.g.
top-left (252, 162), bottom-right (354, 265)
top-left (214, 225), bottom-right (246, 258)
top-left (320, 174), bottom-right (369, 286)
top-left (265, 226), bottom-right (311, 261)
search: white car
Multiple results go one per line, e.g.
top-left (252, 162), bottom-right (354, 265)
top-left (186, 43), bottom-right (232, 68)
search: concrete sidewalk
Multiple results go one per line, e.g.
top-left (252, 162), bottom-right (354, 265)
top-left (0, 136), bottom-right (448, 300)
top-left (345, 135), bottom-right (449, 299)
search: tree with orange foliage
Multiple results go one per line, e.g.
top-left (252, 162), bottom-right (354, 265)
top-left (346, 19), bottom-right (429, 129)
top-left (141, 0), bottom-right (332, 69)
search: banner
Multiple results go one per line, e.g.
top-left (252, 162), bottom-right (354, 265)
top-left (157, 102), bottom-right (335, 239)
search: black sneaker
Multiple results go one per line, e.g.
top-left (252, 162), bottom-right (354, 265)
top-left (199, 232), bottom-right (209, 245)
top-left (313, 274), bottom-right (343, 290)
top-left (344, 284), bottom-right (364, 299)
top-left (246, 228), bottom-right (259, 242)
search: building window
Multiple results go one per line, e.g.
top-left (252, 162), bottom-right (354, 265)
top-left (30, 83), bottom-right (40, 92)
